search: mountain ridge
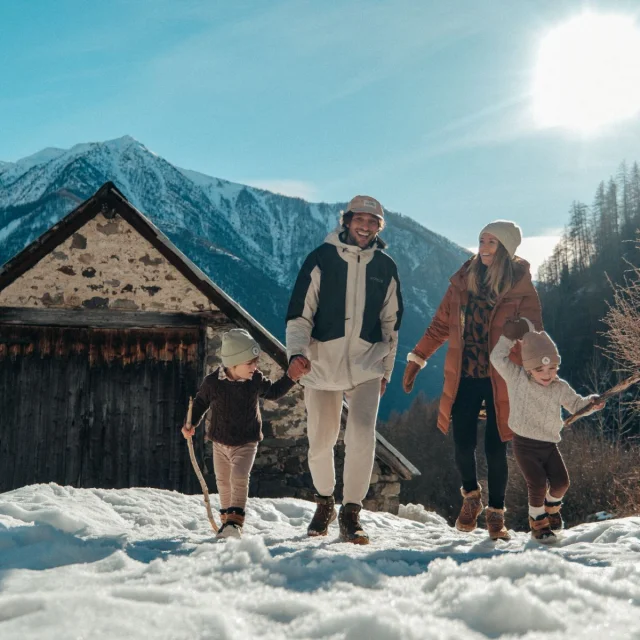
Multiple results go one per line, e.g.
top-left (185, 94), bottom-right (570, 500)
top-left (0, 135), bottom-right (470, 416)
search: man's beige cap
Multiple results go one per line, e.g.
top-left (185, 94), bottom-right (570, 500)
top-left (345, 195), bottom-right (384, 220)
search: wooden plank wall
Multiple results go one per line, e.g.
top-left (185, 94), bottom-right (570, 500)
top-left (0, 324), bottom-right (205, 493)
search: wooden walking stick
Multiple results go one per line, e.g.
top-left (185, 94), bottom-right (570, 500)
top-left (184, 397), bottom-right (219, 532)
top-left (564, 373), bottom-right (640, 427)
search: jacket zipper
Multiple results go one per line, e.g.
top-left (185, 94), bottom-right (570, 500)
top-left (345, 253), bottom-right (360, 388)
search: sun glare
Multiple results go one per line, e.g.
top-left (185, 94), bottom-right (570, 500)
top-left (533, 12), bottom-right (640, 133)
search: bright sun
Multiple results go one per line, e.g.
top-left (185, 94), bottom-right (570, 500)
top-left (533, 12), bottom-right (640, 133)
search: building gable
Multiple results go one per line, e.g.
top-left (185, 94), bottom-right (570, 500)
top-left (0, 213), bottom-right (216, 313)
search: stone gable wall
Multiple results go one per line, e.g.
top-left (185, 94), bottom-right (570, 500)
top-left (0, 213), bottom-right (215, 313)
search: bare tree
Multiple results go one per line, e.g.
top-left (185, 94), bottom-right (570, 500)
top-left (601, 240), bottom-right (640, 411)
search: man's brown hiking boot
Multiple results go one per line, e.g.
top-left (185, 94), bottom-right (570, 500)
top-left (307, 494), bottom-right (337, 537)
top-left (544, 499), bottom-right (563, 532)
top-left (455, 486), bottom-right (483, 532)
top-left (486, 507), bottom-right (511, 541)
top-left (338, 503), bottom-right (369, 545)
top-left (529, 514), bottom-right (557, 544)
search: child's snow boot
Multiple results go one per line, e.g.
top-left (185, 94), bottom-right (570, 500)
top-left (307, 494), bottom-right (337, 537)
top-left (338, 503), bottom-right (369, 545)
top-left (544, 499), bottom-right (563, 532)
top-left (529, 514), bottom-right (557, 544)
top-left (485, 507), bottom-right (511, 541)
top-left (216, 507), bottom-right (244, 539)
top-left (219, 509), bottom-right (228, 525)
top-left (455, 486), bottom-right (483, 532)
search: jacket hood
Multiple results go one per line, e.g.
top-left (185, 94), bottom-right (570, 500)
top-left (450, 256), bottom-right (533, 292)
top-left (324, 228), bottom-right (387, 252)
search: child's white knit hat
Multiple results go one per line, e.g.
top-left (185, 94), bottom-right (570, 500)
top-left (221, 329), bottom-right (260, 367)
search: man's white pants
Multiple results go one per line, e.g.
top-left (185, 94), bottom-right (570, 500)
top-left (304, 377), bottom-right (381, 506)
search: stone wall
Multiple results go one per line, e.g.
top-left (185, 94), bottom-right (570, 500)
top-left (0, 213), bottom-right (215, 312)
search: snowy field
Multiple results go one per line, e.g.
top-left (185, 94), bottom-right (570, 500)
top-left (0, 484), bottom-right (638, 640)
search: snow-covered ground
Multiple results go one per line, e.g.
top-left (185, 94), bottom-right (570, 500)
top-left (0, 485), bottom-right (638, 639)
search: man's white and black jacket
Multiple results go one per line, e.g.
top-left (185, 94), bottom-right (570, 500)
top-left (286, 230), bottom-right (403, 390)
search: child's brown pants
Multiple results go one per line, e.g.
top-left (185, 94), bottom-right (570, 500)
top-left (512, 434), bottom-right (570, 507)
top-left (212, 441), bottom-right (258, 510)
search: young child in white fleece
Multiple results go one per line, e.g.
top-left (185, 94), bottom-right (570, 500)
top-left (490, 318), bottom-right (605, 543)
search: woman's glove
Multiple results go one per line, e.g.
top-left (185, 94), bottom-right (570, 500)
top-left (503, 317), bottom-right (531, 340)
top-left (402, 361), bottom-right (422, 393)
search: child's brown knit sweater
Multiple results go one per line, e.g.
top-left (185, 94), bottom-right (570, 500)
top-left (190, 368), bottom-right (295, 446)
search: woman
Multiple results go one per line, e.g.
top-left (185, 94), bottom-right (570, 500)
top-left (403, 220), bottom-right (542, 540)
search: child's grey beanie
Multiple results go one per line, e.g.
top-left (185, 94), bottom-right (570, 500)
top-left (221, 329), bottom-right (261, 367)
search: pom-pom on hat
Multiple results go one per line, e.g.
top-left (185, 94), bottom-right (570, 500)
top-left (479, 220), bottom-right (522, 258)
top-left (220, 328), bottom-right (261, 368)
top-left (522, 331), bottom-right (561, 371)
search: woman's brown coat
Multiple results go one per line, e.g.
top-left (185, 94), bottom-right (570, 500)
top-left (412, 258), bottom-right (543, 441)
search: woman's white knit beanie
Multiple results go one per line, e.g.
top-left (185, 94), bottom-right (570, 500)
top-left (479, 220), bottom-right (522, 258)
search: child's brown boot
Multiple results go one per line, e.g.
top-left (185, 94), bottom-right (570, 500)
top-left (529, 514), bottom-right (557, 544)
top-left (455, 486), bottom-right (483, 532)
top-left (486, 507), bottom-right (511, 541)
top-left (216, 507), bottom-right (244, 539)
top-left (544, 499), bottom-right (563, 532)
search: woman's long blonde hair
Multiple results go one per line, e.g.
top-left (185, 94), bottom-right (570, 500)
top-left (467, 242), bottom-right (516, 305)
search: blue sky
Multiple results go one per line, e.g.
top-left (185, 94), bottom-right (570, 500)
top-left (2, 0), bottom-right (640, 273)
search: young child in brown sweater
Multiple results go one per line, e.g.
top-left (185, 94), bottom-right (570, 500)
top-left (182, 328), bottom-right (295, 539)
top-left (490, 318), bottom-right (606, 543)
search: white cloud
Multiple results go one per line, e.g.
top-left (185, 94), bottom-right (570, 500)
top-left (467, 233), bottom-right (561, 279)
top-left (242, 179), bottom-right (317, 201)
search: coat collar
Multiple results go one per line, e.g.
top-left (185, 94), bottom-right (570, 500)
top-left (324, 228), bottom-right (386, 255)
top-left (217, 366), bottom-right (249, 383)
top-left (450, 257), bottom-right (533, 295)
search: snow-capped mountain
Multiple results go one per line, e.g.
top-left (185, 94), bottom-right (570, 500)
top-left (0, 136), bottom-right (469, 415)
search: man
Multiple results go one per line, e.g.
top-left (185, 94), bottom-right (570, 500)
top-left (286, 195), bottom-right (403, 544)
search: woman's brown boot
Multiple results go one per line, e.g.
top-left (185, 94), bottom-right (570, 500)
top-left (455, 486), bottom-right (483, 532)
top-left (486, 507), bottom-right (511, 541)
top-left (529, 514), bottom-right (557, 544)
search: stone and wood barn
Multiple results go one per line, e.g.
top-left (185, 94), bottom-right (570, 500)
top-left (0, 182), bottom-right (419, 511)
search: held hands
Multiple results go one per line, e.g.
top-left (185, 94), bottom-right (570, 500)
top-left (403, 361), bottom-right (422, 393)
top-left (287, 355), bottom-right (311, 381)
top-left (503, 317), bottom-right (531, 341)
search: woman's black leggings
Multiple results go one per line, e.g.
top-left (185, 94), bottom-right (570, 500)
top-left (451, 377), bottom-right (508, 509)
